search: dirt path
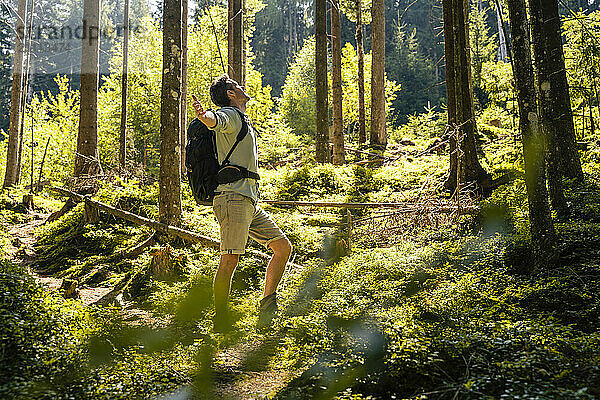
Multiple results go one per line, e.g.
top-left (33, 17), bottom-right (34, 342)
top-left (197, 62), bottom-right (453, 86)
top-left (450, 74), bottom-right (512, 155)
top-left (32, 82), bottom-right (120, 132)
top-left (7, 212), bottom-right (114, 305)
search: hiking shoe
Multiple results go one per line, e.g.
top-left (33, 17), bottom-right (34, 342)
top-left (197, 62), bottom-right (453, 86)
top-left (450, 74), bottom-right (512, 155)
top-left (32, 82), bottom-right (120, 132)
top-left (257, 293), bottom-right (278, 330)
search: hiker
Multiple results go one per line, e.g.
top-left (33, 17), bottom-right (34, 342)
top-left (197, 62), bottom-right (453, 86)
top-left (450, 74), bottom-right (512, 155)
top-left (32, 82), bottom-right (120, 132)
top-left (191, 75), bottom-right (292, 332)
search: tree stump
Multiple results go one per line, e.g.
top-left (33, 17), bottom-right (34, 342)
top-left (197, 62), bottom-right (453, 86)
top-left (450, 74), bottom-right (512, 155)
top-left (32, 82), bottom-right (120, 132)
top-left (83, 200), bottom-right (100, 224)
top-left (22, 194), bottom-right (34, 211)
top-left (60, 279), bottom-right (80, 299)
top-left (149, 245), bottom-right (185, 281)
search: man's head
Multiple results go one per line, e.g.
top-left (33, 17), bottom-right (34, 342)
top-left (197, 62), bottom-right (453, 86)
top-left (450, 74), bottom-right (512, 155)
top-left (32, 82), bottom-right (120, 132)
top-left (210, 74), bottom-right (250, 108)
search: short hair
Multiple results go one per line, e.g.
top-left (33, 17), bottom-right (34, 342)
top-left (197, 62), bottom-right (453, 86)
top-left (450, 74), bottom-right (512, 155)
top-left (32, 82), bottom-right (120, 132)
top-left (210, 75), bottom-right (232, 107)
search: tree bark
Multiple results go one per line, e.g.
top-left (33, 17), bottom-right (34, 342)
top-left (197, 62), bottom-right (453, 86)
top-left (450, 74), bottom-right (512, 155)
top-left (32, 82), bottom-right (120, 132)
top-left (369, 0), bottom-right (386, 148)
top-left (442, 0), bottom-right (458, 190)
top-left (331, 0), bottom-right (345, 165)
top-left (180, 0), bottom-right (188, 176)
top-left (119, 0), bottom-right (130, 170)
top-left (159, 0), bottom-right (183, 226)
top-left (315, 0), bottom-right (330, 163)
top-left (355, 0), bottom-right (366, 145)
top-left (507, 0), bottom-right (556, 268)
top-left (528, 0), bottom-right (569, 215)
top-left (75, 0), bottom-right (103, 178)
top-left (228, 0), bottom-right (243, 83)
top-left (529, 0), bottom-right (583, 181)
top-left (3, 0), bottom-right (26, 188)
top-left (443, 0), bottom-right (490, 194)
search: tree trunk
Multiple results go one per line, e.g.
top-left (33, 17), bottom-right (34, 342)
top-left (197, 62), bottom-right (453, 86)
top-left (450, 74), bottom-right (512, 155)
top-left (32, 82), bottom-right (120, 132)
top-left (180, 0), bottom-right (188, 176)
top-left (529, 0), bottom-right (583, 181)
top-left (331, 0), bottom-right (345, 165)
top-left (443, 0), bottom-right (490, 194)
top-left (369, 0), bottom-right (386, 149)
top-left (3, 0), bottom-right (26, 188)
top-left (528, 0), bottom-right (569, 215)
top-left (242, 0), bottom-right (246, 83)
top-left (496, 1), bottom-right (508, 61)
top-left (507, 0), bottom-right (556, 269)
top-left (75, 0), bottom-right (103, 178)
top-left (228, 0), bottom-right (243, 83)
top-left (119, 0), bottom-right (130, 170)
top-left (442, 0), bottom-right (458, 190)
top-left (159, 0), bottom-right (183, 226)
top-left (355, 0), bottom-right (366, 145)
top-left (315, 0), bottom-right (330, 163)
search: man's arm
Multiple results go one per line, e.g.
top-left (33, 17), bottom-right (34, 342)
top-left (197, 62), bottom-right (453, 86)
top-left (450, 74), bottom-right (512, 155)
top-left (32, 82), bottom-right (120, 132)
top-left (192, 94), bottom-right (217, 128)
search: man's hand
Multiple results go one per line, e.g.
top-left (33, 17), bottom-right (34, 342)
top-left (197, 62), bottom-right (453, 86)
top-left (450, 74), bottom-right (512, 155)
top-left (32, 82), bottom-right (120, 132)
top-left (192, 94), bottom-right (217, 128)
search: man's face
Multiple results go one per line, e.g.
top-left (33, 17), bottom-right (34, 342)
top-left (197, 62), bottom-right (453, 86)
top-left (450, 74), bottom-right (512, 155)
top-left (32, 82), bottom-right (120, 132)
top-left (227, 80), bottom-right (250, 103)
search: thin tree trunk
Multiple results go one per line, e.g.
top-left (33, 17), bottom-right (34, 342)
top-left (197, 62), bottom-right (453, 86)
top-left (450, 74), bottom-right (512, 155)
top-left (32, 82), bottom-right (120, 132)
top-left (442, 0), bottom-right (458, 191)
top-left (242, 0), bottom-right (246, 83)
top-left (75, 0), bottom-right (103, 178)
top-left (507, 0), bottom-right (556, 269)
top-left (355, 0), bottom-right (366, 145)
top-left (496, 1), bottom-right (508, 61)
top-left (180, 0), bottom-right (188, 175)
top-left (315, 0), bottom-right (330, 163)
top-left (331, 0), bottom-right (345, 165)
top-left (159, 0), bottom-right (183, 226)
top-left (228, 0), bottom-right (243, 83)
top-left (369, 0), bottom-right (386, 149)
top-left (15, 0), bottom-right (34, 186)
top-left (528, 0), bottom-right (569, 215)
top-left (443, 0), bottom-right (490, 193)
top-left (119, 0), bottom-right (129, 170)
top-left (3, 0), bottom-right (26, 188)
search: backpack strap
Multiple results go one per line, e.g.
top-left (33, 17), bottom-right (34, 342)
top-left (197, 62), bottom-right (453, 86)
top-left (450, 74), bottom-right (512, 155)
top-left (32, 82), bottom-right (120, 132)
top-left (221, 108), bottom-right (249, 167)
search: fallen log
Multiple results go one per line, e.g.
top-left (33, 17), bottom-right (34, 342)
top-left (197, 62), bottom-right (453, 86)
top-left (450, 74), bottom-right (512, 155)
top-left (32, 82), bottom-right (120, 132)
top-left (261, 199), bottom-right (479, 213)
top-left (48, 186), bottom-right (284, 264)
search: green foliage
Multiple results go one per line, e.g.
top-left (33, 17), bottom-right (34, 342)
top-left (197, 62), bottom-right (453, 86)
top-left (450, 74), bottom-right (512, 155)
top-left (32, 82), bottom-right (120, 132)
top-left (14, 76), bottom-right (80, 185)
top-left (470, 1), bottom-right (498, 98)
top-left (387, 26), bottom-right (444, 125)
top-left (480, 60), bottom-right (514, 107)
top-left (279, 38), bottom-right (400, 139)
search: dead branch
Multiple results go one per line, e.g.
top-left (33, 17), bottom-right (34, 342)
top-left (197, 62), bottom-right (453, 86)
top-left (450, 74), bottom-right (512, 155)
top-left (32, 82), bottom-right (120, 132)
top-left (48, 186), bottom-right (304, 267)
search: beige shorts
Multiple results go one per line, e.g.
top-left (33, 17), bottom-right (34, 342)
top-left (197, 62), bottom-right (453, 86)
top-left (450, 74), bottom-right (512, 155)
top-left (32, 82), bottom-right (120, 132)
top-left (213, 192), bottom-right (286, 255)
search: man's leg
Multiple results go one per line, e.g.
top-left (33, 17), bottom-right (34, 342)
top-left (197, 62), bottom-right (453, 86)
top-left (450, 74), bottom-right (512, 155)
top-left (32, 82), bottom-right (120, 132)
top-left (263, 237), bottom-right (292, 298)
top-left (214, 253), bottom-right (240, 318)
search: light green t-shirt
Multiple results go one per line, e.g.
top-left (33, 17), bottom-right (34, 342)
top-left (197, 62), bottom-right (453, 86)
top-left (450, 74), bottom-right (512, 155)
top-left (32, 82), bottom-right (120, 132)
top-left (213, 107), bottom-right (260, 202)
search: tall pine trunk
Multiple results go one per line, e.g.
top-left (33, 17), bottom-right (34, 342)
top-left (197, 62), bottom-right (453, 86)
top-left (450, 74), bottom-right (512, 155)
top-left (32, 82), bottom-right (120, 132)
top-left (369, 0), bottom-right (386, 149)
top-left (180, 0), bottom-right (188, 176)
top-left (228, 0), bottom-right (243, 83)
top-left (507, 0), bottom-right (556, 269)
top-left (315, 0), bottom-right (330, 163)
top-left (442, 0), bottom-right (458, 189)
top-left (443, 0), bottom-right (490, 194)
top-left (119, 0), bottom-right (129, 170)
top-left (3, 0), bottom-right (26, 188)
top-left (159, 0), bottom-right (182, 226)
top-left (529, 0), bottom-right (583, 181)
top-left (74, 0), bottom-right (103, 179)
top-left (331, 0), bottom-right (345, 165)
top-left (355, 0), bottom-right (366, 145)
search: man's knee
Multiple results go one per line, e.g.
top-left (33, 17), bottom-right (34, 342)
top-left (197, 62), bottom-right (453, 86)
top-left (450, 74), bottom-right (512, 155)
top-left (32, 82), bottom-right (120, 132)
top-left (269, 237), bottom-right (292, 257)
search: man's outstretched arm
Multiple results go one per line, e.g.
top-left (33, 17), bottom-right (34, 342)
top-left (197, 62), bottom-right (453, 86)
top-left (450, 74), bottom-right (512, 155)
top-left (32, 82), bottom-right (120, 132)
top-left (192, 94), bottom-right (217, 128)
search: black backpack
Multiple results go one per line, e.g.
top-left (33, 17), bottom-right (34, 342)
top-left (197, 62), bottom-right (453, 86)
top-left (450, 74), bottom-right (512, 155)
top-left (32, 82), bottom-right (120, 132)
top-left (185, 108), bottom-right (259, 206)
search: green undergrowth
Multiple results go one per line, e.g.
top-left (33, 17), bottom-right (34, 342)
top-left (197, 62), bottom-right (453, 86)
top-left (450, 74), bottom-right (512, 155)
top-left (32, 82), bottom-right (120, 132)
top-left (0, 261), bottom-right (193, 400)
top-left (2, 115), bottom-right (600, 398)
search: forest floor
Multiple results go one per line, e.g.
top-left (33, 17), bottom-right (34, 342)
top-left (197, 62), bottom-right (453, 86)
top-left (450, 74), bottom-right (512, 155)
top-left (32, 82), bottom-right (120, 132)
top-left (6, 207), bottom-right (294, 400)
